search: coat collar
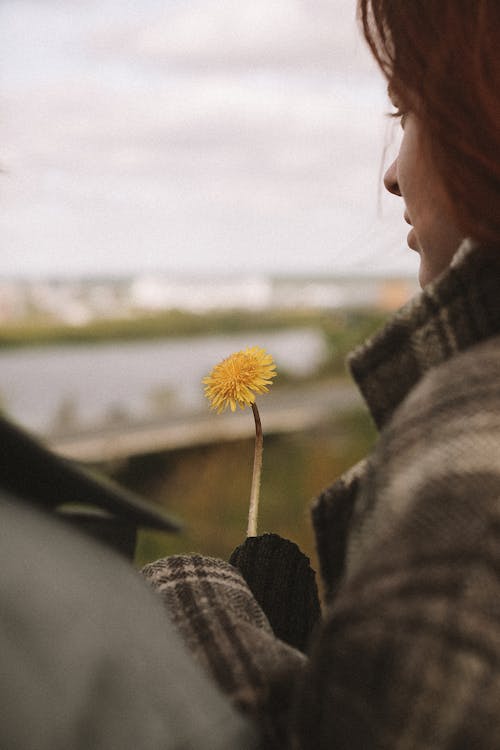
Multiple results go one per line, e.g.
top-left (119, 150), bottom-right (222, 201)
top-left (348, 239), bottom-right (500, 430)
top-left (313, 239), bottom-right (500, 600)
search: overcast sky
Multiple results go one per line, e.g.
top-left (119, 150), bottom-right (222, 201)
top-left (0, 0), bottom-right (417, 278)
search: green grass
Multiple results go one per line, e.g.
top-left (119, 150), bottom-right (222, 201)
top-left (0, 307), bottom-right (389, 354)
top-left (102, 405), bottom-right (377, 575)
top-left (0, 309), bottom-right (321, 348)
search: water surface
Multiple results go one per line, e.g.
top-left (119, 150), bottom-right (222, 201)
top-left (0, 328), bottom-right (326, 435)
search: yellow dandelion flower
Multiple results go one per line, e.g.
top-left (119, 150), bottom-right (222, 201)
top-left (203, 346), bottom-right (277, 536)
top-left (203, 346), bottom-right (277, 414)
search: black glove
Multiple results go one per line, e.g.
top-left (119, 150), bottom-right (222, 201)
top-left (229, 533), bottom-right (321, 652)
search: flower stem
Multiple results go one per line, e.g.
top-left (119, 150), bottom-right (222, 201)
top-left (247, 402), bottom-right (263, 537)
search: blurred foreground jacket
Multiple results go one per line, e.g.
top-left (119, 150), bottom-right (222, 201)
top-left (143, 240), bottom-right (500, 749)
top-left (0, 419), bottom-right (257, 750)
top-left (0, 415), bottom-right (180, 557)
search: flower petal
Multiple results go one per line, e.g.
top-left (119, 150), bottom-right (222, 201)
top-left (203, 346), bottom-right (277, 413)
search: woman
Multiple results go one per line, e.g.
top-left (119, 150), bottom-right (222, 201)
top-left (142, 1), bottom-right (500, 748)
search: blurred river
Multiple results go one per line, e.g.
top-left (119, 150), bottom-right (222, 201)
top-left (0, 328), bottom-right (327, 436)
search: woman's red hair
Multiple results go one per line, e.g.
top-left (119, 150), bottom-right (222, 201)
top-left (358, 0), bottom-right (500, 245)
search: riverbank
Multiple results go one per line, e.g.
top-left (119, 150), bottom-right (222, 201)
top-left (0, 313), bottom-right (388, 436)
top-left (49, 378), bottom-right (361, 462)
top-left (0, 307), bottom-right (388, 352)
top-left (0, 328), bottom-right (328, 435)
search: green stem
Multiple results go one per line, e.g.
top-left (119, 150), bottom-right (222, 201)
top-left (247, 402), bottom-right (263, 537)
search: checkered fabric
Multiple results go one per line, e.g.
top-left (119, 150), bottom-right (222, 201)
top-left (305, 239), bottom-right (500, 748)
top-left (348, 239), bottom-right (500, 431)
top-left (144, 240), bottom-right (500, 749)
top-left (142, 554), bottom-right (306, 749)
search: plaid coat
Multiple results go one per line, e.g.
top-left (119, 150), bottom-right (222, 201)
top-left (143, 239), bottom-right (500, 749)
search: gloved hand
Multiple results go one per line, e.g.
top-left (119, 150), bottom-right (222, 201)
top-left (229, 533), bottom-right (321, 652)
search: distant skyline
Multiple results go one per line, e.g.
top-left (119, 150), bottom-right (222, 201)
top-left (0, 0), bottom-right (417, 279)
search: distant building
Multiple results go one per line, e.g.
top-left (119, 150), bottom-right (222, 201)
top-left (0, 272), bottom-right (418, 325)
top-left (129, 274), bottom-right (273, 312)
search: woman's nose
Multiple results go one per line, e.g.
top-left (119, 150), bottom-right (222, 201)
top-left (383, 158), bottom-right (402, 196)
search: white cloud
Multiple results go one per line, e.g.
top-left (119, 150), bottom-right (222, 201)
top-left (91, 0), bottom-right (372, 72)
top-left (0, 0), bottom-right (414, 279)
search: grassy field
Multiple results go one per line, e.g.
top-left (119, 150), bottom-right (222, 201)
top-left (0, 307), bottom-right (389, 382)
top-left (0, 309), bottom-right (326, 347)
top-left (106, 405), bottom-right (377, 580)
